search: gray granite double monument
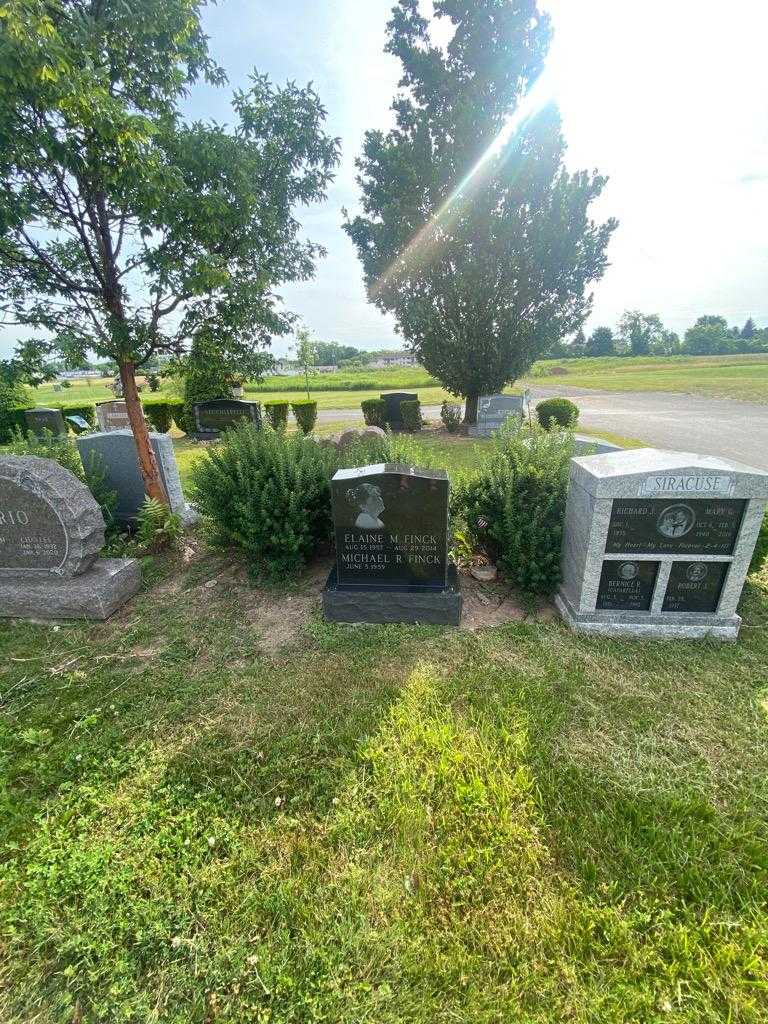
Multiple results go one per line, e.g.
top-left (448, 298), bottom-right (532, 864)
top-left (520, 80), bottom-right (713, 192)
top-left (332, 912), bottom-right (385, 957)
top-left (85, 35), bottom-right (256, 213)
top-left (556, 448), bottom-right (768, 640)
top-left (322, 463), bottom-right (462, 625)
top-left (0, 455), bottom-right (140, 619)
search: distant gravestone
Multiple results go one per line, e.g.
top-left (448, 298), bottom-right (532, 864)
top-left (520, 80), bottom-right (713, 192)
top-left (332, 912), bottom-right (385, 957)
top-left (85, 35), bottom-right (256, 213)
top-left (192, 398), bottom-right (261, 439)
top-left (380, 392), bottom-right (417, 430)
top-left (556, 448), bottom-right (768, 641)
top-left (0, 455), bottom-right (140, 619)
top-left (468, 393), bottom-right (529, 438)
top-left (96, 400), bottom-right (130, 432)
top-left (76, 428), bottom-right (194, 524)
top-left (65, 415), bottom-right (92, 434)
top-left (24, 407), bottom-right (67, 437)
top-left (322, 463), bottom-right (461, 624)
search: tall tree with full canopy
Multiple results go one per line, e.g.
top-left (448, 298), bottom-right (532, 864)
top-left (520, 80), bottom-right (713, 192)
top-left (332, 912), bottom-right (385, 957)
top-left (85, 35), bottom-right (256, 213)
top-left (0, 0), bottom-right (338, 501)
top-left (344, 0), bottom-right (616, 423)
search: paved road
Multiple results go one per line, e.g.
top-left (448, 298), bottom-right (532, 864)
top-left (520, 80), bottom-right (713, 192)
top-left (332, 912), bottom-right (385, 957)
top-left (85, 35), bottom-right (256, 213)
top-left (318, 388), bottom-right (768, 470)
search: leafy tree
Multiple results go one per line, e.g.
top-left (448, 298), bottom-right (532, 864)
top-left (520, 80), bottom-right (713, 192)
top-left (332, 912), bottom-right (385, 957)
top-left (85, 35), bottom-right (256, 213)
top-left (649, 328), bottom-right (680, 356)
top-left (617, 311), bottom-right (666, 357)
top-left (0, 0), bottom-right (339, 502)
top-left (569, 327), bottom-right (587, 359)
top-left (741, 317), bottom-right (756, 340)
top-left (682, 322), bottom-right (737, 356)
top-left (344, 0), bottom-right (616, 423)
top-left (314, 341), bottom-right (361, 365)
top-left (585, 326), bottom-right (614, 357)
top-left (293, 327), bottom-right (317, 401)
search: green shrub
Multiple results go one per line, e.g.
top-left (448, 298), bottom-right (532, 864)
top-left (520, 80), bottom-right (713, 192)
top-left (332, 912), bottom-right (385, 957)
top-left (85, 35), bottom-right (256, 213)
top-left (181, 332), bottom-right (234, 432)
top-left (143, 397), bottom-right (185, 432)
top-left (441, 400), bottom-right (462, 433)
top-left (0, 371), bottom-right (33, 443)
top-left (291, 400), bottom-right (318, 434)
top-left (400, 399), bottom-right (422, 432)
top-left (190, 423), bottom-right (333, 579)
top-left (263, 401), bottom-right (289, 430)
top-left (361, 398), bottom-right (387, 428)
top-left (146, 373), bottom-right (161, 392)
top-left (536, 397), bottom-right (578, 429)
top-left (456, 422), bottom-right (575, 594)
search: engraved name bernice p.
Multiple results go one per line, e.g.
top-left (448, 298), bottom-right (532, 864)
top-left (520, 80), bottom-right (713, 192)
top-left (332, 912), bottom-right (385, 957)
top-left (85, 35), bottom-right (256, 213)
top-left (638, 474), bottom-right (734, 497)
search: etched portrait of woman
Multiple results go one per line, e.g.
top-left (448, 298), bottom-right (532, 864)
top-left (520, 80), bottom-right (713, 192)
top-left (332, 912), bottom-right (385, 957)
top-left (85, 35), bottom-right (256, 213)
top-left (346, 482), bottom-right (385, 529)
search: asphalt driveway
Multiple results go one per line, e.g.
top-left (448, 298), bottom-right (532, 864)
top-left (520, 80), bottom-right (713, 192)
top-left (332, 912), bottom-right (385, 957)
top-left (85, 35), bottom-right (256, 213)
top-left (318, 388), bottom-right (768, 471)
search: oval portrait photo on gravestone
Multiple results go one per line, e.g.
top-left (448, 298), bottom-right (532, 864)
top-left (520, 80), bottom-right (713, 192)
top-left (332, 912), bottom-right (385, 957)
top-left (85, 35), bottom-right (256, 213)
top-left (656, 503), bottom-right (696, 539)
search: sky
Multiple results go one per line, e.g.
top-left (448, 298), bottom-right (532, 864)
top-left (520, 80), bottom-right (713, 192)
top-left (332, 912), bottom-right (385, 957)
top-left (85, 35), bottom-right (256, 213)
top-left (2, 0), bottom-right (767, 360)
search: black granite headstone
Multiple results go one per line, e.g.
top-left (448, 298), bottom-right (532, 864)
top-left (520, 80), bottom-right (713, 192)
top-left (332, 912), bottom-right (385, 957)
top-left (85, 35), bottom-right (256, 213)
top-left (24, 407), bottom-right (67, 437)
top-left (380, 393), bottom-right (417, 429)
top-left (193, 399), bottom-right (261, 436)
top-left (605, 498), bottom-right (746, 556)
top-left (595, 559), bottom-right (659, 611)
top-left (331, 464), bottom-right (448, 590)
top-left (661, 561), bottom-right (729, 613)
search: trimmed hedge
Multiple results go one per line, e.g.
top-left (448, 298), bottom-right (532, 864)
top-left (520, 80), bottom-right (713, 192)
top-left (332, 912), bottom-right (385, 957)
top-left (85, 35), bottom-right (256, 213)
top-left (536, 397), bottom-right (578, 429)
top-left (361, 398), bottom-right (387, 428)
top-left (291, 400), bottom-right (318, 435)
top-left (143, 398), bottom-right (185, 433)
top-left (0, 407), bottom-right (30, 443)
top-left (263, 401), bottom-right (289, 430)
top-left (400, 399), bottom-right (422, 432)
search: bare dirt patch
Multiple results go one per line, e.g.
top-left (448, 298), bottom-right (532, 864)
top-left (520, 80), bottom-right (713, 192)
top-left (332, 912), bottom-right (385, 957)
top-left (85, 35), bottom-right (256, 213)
top-left (457, 570), bottom-right (554, 630)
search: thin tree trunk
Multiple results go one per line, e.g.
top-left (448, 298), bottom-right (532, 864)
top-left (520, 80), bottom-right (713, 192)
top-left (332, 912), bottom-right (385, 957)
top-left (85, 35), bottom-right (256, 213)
top-left (463, 393), bottom-right (479, 425)
top-left (119, 361), bottom-right (169, 506)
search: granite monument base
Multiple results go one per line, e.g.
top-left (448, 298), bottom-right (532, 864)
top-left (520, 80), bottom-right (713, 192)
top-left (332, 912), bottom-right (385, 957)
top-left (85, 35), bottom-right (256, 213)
top-left (0, 558), bottom-right (141, 620)
top-left (555, 590), bottom-right (741, 641)
top-left (322, 564), bottom-right (462, 626)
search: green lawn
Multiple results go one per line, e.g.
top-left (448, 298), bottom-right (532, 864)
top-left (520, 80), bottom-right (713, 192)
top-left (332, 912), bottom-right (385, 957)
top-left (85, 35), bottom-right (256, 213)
top-left (27, 354), bottom-right (768, 416)
top-left (533, 353), bottom-right (768, 402)
top-left (1, 540), bottom-right (767, 1021)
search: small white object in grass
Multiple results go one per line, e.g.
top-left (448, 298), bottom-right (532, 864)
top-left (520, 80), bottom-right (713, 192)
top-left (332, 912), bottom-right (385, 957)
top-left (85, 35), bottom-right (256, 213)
top-left (75, 753), bottom-right (82, 761)
top-left (171, 936), bottom-right (182, 949)
top-left (332, 797), bottom-right (340, 806)
top-left (274, 796), bottom-right (283, 807)
top-left (207, 836), bottom-right (216, 848)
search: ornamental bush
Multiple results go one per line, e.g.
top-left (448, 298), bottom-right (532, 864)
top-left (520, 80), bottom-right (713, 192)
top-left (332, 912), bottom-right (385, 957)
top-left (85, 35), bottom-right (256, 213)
top-left (263, 401), bottom-right (289, 430)
top-left (536, 397), bottom-right (579, 429)
top-left (141, 397), bottom-right (185, 434)
top-left (456, 422), bottom-right (575, 594)
top-left (190, 423), bottom-right (333, 579)
top-left (400, 399), bottom-right (422, 432)
top-left (0, 373), bottom-right (33, 442)
top-left (361, 398), bottom-right (387, 428)
top-left (440, 400), bottom-right (462, 433)
top-left (291, 400), bottom-right (318, 434)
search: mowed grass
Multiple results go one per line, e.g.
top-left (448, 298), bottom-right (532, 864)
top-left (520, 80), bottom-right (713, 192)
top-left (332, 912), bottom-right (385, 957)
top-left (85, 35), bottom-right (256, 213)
top-left (533, 354), bottom-right (768, 402)
top-left (29, 354), bottom-right (768, 416)
top-left (1, 541), bottom-right (767, 1021)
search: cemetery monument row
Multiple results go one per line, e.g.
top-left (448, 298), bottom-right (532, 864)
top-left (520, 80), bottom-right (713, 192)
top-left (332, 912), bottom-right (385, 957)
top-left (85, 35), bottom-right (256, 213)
top-left (556, 448), bottom-right (768, 640)
top-left (0, 455), bottom-right (140, 619)
top-left (192, 398), bottom-right (261, 439)
top-left (322, 463), bottom-right (462, 625)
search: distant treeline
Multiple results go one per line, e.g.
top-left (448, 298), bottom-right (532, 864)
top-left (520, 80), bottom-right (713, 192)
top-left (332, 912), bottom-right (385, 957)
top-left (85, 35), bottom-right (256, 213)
top-left (548, 313), bottom-right (768, 359)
